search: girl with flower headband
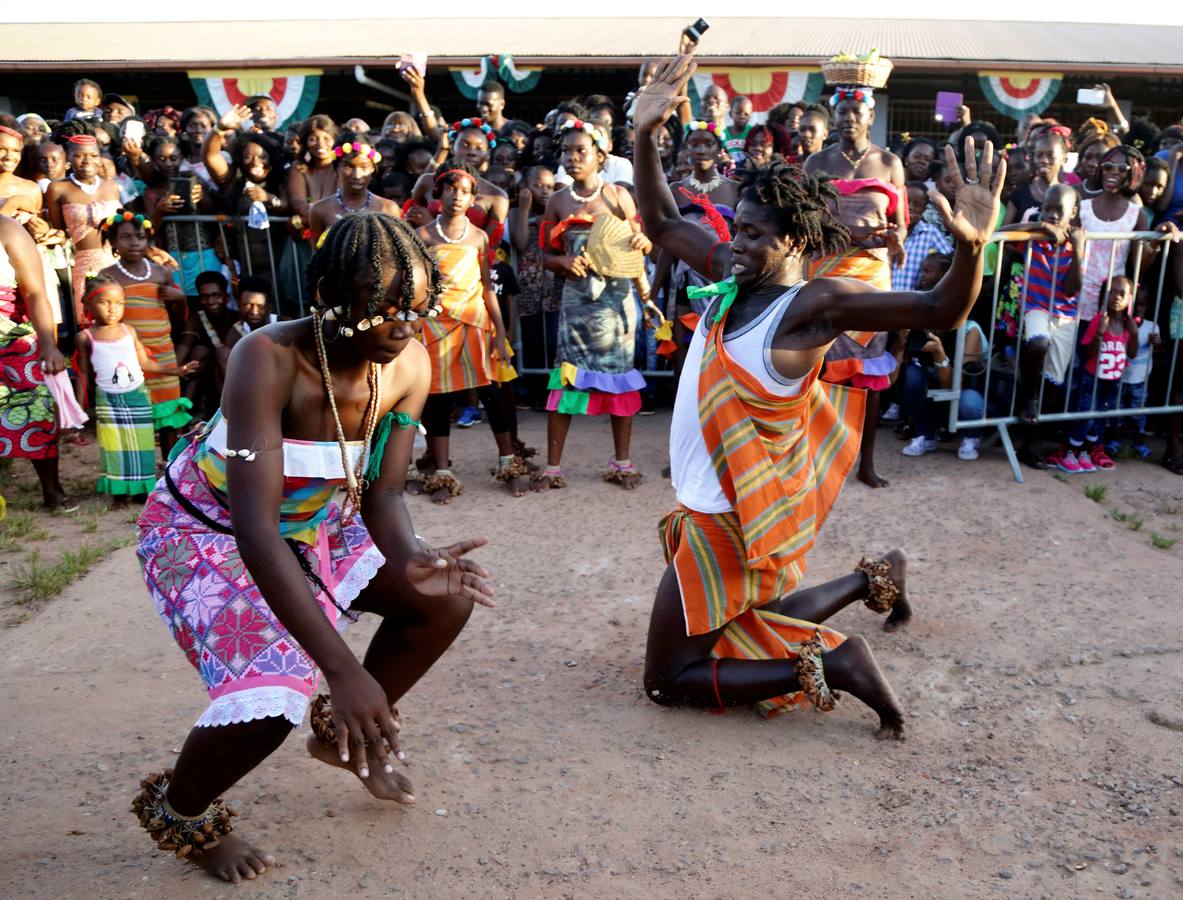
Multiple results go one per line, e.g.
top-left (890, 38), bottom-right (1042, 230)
top-left (309, 135), bottom-right (401, 244)
top-left (74, 272), bottom-right (198, 500)
top-left (803, 82), bottom-right (907, 489)
top-left (412, 162), bottom-right (526, 502)
top-left (407, 119), bottom-right (509, 253)
top-left (536, 118), bottom-right (658, 491)
top-left (45, 132), bottom-right (121, 322)
top-left (99, 209), bottom-right (195, 456)
top-left (133, 209), bottom-right (495, 882)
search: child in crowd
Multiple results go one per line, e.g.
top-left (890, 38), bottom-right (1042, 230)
top-left (1062, 276), bottom-right (1138, 471)
top-left (721, 96), bottom-right (753, 167)
top-left (413, 163), bottom-right (523, 502)
top-left (74, 273), bottom-right (197, 500)
top-left (1139, 157), bottom-right (1170, 209)
top-left (1005, 131), bottom-right (1066, 224)
top-left (1001, 185), bottom-right (1085, 427)
top-left (1113, 286), bottom-right (1160, 459)
top-left (224, 274), bottom-right (276, 351)
top-left (64, 79), bottom-right (103, 123)
top-left (892, 181), bottom-right (954, 291)
top-left (98, 210), bottom-right (193, 457)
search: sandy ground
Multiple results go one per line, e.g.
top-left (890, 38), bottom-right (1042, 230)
top-left (3, 410), bottom-right (1183, 899)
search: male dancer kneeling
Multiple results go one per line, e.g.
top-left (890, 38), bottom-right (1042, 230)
top-left (634, 53), bottom-right (1004, 738)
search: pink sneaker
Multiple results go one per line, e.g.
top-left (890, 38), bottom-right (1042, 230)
top-left (1076, 449), bottom-right (1096, 473)
top-left (1046, 446), bottom-right (1082, 474)
top-left (1089, 445), bottom-right (1116, 470)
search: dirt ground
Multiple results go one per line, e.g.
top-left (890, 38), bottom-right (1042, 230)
top-left (3, 410), bottom-right (1182, 899)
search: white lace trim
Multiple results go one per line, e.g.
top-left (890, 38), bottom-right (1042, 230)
top-left (333, 545), bottom-right (385, 625)
top-left (195, 685), bottom-right (308, 728)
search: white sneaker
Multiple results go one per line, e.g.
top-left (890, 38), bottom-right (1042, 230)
top-left (957, 436), bottom-right (980, 461)
top-left (902, 436), bottom-right (938, 457)
top-left (881, 402), bottom-right (902, 423)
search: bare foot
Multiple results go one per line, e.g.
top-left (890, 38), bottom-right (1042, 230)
top-left (192, 832), bottom-right (278, 884)
top-left (880, 549), bottom-right (913, 632)
top-left (856, 465), bottom-right (889, 489)
top-left (824, 636), bottom-right (906, 740)
top-left (306, 735), bottom-right (415, 803)
top-left (430, 487), bottom-right (452, 505)
top-left (504, 475), bottom-right (528, 497)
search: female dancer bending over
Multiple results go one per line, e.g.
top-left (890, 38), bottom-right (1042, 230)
top-left (635, 53), bottom-right (1005, 737)
top-left (134, 210), bottom-right (495, 882)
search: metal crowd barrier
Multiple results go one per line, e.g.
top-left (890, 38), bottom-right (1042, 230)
top-left (160, 214), bottom-right (307, 318)
top-left (934, 230), bottom-right (1179, 483)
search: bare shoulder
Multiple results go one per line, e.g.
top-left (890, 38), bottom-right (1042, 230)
top-left (479, 177), bottom-right (508, 200)
top-left (375, 197), bottom-right (402, 218)
top-left (382, 339), bottom-right (430, 401)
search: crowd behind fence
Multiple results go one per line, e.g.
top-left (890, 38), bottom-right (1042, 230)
top-left (939, 230), bottom-right (1178, 482)
top-left (112, 215), bottom-right (1178, 484)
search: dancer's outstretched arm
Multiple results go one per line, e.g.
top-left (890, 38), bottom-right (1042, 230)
top-left (634, 52), bottom-right (732, 281)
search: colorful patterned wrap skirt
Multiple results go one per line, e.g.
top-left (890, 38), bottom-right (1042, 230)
top-left (0, 289), bottom-right (57, 460)
top-left (136, 442), bottom-right (385, 728)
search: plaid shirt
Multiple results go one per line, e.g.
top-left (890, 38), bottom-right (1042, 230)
top-left (892, 220), bottom-right (955, 291)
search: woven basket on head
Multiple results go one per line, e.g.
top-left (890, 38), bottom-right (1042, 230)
top-left (821, 58), bottom-right (893, 89)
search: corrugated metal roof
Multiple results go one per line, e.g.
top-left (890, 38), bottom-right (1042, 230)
top-left (3, 17), bottom-right (1182, 72)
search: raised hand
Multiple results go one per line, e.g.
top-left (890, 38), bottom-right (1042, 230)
top-left (218, 104), bottom-right (251, 132)
top-left (405, 538), bottom-right (496, 608)
top-left (633, 52), bottom-right (697, 135)
top-left (927, 137), bottom-right (1005, 247)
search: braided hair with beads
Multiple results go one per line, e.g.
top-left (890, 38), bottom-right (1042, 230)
top-left (741, 163), bottom-right (851, 258)
top-left (306, 209), bottom-right (442, 319)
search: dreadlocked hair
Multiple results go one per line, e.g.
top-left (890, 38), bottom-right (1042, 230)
top-left (306, 209), bottom-right (441, 318)
top-left (741, 163), bottom-right (850, 257)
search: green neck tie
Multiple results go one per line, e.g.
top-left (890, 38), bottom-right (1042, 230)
top-left (686, 277), bottom-right (740, 324)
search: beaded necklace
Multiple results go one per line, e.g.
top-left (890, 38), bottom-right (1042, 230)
top-left (311, 308), bottom-right (380, 521)
top-left (115, 258), bottom-right (152, 282)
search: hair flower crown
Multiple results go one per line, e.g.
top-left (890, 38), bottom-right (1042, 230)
top-left (334, 141), bottom-right (382, 163)
top-left (559, 119), bottom-right (607, 151)
top-left (447, 118), bottom-right (497, 149)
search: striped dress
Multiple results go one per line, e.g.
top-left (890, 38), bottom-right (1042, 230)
top-left (660, 295), bottom-right (865, 717)
top-left (120, 281), bottom-right (192, 429)
top-left (422, 243), bottom-right (492, 394)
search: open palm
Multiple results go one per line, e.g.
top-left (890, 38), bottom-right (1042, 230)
top-left (634, 52), bottom-right (697, 135)
top-left (405, 538), bottom-right (496, 608)
top-left (928, 137), bottom-right (1006, 246)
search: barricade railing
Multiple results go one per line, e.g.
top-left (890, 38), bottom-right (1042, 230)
top-left (934, 230), bottom-right (1179, 482)
top-left (159, 213), bottom-right (306, 318)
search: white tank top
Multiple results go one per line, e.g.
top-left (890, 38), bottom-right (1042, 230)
top-left (670, 283), bottom-right (808, 513)
top-left (88, 325), bottom-right (145, 394)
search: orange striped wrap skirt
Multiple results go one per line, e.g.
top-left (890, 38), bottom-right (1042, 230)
top-left (660, 505), bottom-right (846, 717)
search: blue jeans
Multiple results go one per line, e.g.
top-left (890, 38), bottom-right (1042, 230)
top-left (1069, 374), bottom-right (1121, 445)
top-left (1121, 380), bottom-right (1149, 434)
top-left (899, 359), bottom-right (985, 440)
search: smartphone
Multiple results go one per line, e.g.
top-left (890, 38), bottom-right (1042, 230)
top-left (169, 175), bottom-right (196, 212)
top-left (934, 92), bottom-right (963, 123)
top-left (121, 117), bottom-right (146, 146)
top-left (683, 18), bottom-right (710, 43)
top-left (1076, 87), bottom-right (1106, 106)
top-left (398, 53), bottom-right (427, 77)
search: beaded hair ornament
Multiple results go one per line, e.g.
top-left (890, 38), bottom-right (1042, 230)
top-left (683, 120), bottom-right (721, 139)
top-left (447, 118), bottom-right (497, 149)
top-left (559, 119), bottom-right (607, 152)
top-left (830, 86), bottom-right (876, 110)
top-left (334, 141), bottom-right (381, 163)
top-left (320, 299), bottom-right (439, 336)
top-left (100, 209), bottom-right (153, 234)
